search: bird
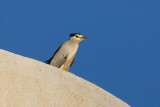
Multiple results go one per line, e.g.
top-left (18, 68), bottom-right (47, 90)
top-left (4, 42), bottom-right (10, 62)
top-left (45, 33), bottom-right (88, 71)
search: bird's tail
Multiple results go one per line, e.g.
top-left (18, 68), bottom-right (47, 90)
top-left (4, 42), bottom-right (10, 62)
top-left (44, 59), bottom-right (51, 64)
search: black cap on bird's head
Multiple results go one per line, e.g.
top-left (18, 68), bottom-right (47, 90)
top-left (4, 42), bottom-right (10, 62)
top-left (70, 33), bottom-right (82, 37)
top-left (69, 33), bottom-right (88, 40)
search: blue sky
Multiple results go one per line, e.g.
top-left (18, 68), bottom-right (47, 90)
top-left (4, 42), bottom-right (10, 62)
top-left (0, 0), bottom-right (160, 106)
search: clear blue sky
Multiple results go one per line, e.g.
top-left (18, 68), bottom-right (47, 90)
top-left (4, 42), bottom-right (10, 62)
top-left (0, 0), bottom-right (160, 106)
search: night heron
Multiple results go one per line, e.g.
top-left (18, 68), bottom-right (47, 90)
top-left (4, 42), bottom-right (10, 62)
top-left (45, 33), bottom-right (88, 71)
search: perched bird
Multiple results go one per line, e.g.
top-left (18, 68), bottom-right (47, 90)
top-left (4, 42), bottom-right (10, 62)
top-left (45, 33), bottom-right (88, 71)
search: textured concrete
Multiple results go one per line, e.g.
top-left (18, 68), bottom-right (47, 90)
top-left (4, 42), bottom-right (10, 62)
top-left (0, 49), bottom-right (130, 107)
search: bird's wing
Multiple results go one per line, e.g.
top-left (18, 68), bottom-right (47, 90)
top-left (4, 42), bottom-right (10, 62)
top-left (45, 42), bottom-right (71, 68)
top-left (45, 45), bottom-right (62, 64)
top-left (50, 43), bottom-right (70, 67)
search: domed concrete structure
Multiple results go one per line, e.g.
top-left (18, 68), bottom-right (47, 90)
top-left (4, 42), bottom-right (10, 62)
top-left (0, 49), bottom-right (130, 107)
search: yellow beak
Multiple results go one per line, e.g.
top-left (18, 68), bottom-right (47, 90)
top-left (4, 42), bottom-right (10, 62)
top-left (80, 37), bottom-right (88, 40)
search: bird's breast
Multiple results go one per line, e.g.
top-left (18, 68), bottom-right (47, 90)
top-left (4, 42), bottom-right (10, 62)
top-left (67, 45), bottom-right (79, 60)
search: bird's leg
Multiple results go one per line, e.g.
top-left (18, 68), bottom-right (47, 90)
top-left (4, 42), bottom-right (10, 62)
top-left (60, 64), bottom-right (69, 71)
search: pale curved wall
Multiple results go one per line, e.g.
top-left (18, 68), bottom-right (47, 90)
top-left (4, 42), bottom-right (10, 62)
top-left (0, 49), bottom-right (130, 107)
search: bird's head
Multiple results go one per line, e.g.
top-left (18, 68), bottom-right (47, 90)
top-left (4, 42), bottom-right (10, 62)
top-left (69, 33), bottom-right (88, 42)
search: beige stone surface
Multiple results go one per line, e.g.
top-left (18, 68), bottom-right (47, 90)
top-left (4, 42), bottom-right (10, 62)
top-left (0, 49), bottom-right (130, 107)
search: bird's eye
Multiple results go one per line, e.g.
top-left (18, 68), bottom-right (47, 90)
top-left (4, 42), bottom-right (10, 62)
top-left (75, 35), bottom-right (79, 38)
